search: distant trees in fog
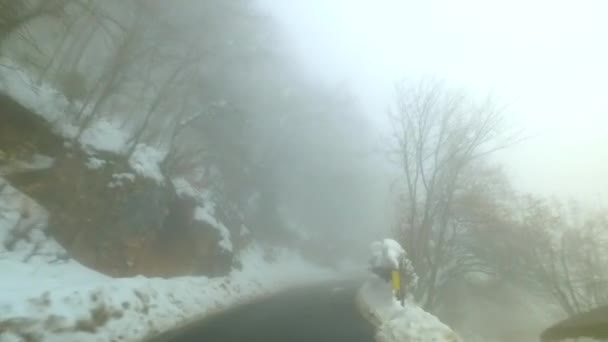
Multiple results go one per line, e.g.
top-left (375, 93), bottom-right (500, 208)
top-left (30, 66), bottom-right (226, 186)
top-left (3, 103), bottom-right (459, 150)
top-left (388, 79), bottom-right (517, 310)
top-left (388, 79), bottom-right (608, 314)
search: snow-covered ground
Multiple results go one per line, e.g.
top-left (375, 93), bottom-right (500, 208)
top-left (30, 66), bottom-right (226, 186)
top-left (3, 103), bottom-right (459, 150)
top-left (0, 179), bottom-right (334, 342)
top-left (0, 246), bottom-right (333, 342)
top-left (370, 239), bottom-right (406, 270)
top-left (357, 278), bottom-right (461, 342)
top-left (358, 239), bottom-right (461, 342)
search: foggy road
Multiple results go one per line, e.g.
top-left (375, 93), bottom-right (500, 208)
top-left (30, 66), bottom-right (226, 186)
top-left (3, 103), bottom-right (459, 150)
top-left (147, 280), bottom-right (376, 342)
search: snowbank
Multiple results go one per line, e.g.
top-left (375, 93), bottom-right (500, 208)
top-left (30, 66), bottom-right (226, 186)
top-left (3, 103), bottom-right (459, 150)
top-left (368, 238), bottom-right (418, 291)
top-left (370, 238), bottom-right (406, 269)
top-left (357, 277), bottom-right (461, 342)
top-left (360, 239), bottom-right (459, 342)
top-left (0, 178), bottom-right (334, 342)
top-left (0, 245), bottom-right (333, 342)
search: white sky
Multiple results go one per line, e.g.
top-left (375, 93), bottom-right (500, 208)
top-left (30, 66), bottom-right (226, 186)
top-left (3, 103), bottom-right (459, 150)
top-left (258, 0), bottom-right (608, 205)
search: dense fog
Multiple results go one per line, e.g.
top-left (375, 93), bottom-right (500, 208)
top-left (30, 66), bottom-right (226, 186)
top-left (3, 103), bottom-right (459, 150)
top-left (1, 1), bottom-right (606, 341)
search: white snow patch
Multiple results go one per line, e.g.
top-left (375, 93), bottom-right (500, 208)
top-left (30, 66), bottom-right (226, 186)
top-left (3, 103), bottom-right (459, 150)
top-left (172, 178), bottom-right (215, 206)
top-left (370, 238), bottom-right (405, 270)
top-left (0, 60), bottom-right (82, 144)
top-left (0, 59), bottom-right (128, 155)
top-left (128, 144), bottom-right (167, 184)
top-left (85, 157), bottom-right (106, 170)
top-left (172, 178), bottom-right (233, 252)
top-left (172, 177), bottom-right (200, 198)
top-left (57, 122), bottom-right (79, 140)
top-left (79, 119), bottom-right (129, 155)
top-left (194, 206), bottom-right (233, 252)
top-left (0, 61), bottom-right (168, 183)
top-left (357, 277), bottom-right (461, 342)
top-left (0, 59), bottom-right (69, 123)
top-left (107, 173), bottom-right (135, 188)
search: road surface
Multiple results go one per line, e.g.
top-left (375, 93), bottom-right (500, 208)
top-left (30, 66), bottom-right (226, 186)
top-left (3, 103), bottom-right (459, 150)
top-left (148, 280), bottom-right (376, 342)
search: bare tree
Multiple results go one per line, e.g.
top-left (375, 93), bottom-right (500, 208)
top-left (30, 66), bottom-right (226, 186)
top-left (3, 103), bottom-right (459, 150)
top-left (480, 195), bottom-right (608, 316)
top-left (389, 79), bottom-right (518, 310)
top-left (528, 204), bottom-right (608, 315)
top-left (74, 0), bottom-right (151, 135)
top-left (125, 47), bottom-right (204, 155)
top-left (40, 0), bottom-right (111, 81)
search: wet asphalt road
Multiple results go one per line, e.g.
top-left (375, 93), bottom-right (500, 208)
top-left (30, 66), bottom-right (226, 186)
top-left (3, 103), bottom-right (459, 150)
top-left (148, 280), bottom-right (376, 342)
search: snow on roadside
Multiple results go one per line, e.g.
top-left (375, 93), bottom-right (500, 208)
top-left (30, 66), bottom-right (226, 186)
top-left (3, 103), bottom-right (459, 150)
top-left (359, 239), bottom-right (460, 342)
top-left (0, 244), bottom-right (333, 342)
top-left (0, 179), bottom-right (334, 342)
top-left (79, 119), bottom-right (130, 155)
top-left (356, 277), bottom-right (462, 342)
top-left (370, 238), bottom-right (406, 270)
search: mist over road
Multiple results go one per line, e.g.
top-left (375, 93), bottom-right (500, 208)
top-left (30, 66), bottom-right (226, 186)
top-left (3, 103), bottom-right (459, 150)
top-left (148, 280), bottom-right (376, 342)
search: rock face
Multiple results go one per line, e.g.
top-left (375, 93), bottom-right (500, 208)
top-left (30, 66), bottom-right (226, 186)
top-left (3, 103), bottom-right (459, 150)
top-left (0, 95), bottom-right (234, 277)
